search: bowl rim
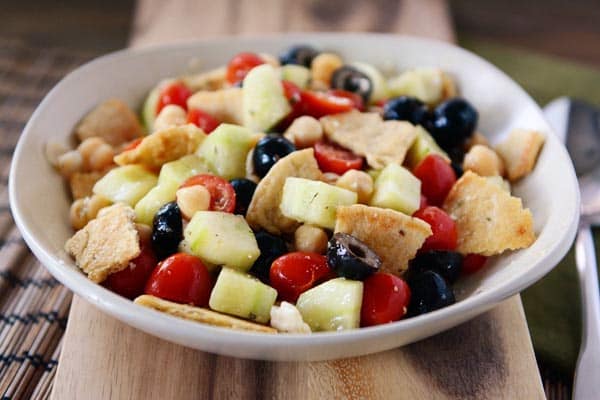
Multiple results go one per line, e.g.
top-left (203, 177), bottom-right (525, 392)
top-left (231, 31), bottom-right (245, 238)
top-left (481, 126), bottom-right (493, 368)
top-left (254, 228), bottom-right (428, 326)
top-left (9, 32), bottom-right (580, 359)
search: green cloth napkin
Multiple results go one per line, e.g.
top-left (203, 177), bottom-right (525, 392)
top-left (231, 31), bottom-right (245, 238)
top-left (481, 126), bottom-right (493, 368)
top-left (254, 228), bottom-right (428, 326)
top-left (459, 38), bottom-right (600, 376)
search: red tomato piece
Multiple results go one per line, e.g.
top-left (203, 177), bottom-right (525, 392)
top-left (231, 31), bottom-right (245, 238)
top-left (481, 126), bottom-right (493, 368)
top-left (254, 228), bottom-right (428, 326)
top-left (180, 174), bottom-right (236, 213)
top-left (313, 141), bottom-right (364, 175)
top-left (413, 206), bottom-right (457, 252)
top-left (361, 273), bottom-right (411, 327)
top-left (270, 252), bottom-right (331, 303)
top-left (413, 154), bottom-right (457, 206)
top-left (275, 80), bottom-right (305, 130)
top-left (144, 253), bottom-right (213, 306)
top-left (156, 82), bottom-right (192, 114)
top-left (419, 194), bottom-right (429, 210)
top-left (300, 90), bottom-right (358, 119)
top-left (105, 240), bottom-right (158, 299)
top-left (327, 89), bottom-right (365, 111)
top-left (187, 108), bottom-right (220, 133)
top-left (461, 254), bottom-right (488, 275)
top-left (226, 52), bottom-right (265, 85)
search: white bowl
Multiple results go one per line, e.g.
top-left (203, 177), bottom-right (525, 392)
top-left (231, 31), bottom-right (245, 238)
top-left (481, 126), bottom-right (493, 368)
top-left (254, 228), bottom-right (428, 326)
top-left (10, 33), bottom-right (579, 361)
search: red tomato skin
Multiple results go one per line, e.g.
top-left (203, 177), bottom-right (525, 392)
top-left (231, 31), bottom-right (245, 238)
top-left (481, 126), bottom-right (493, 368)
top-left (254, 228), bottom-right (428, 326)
top-left (144, 253), bottom-right (213, 306)
top-left (327, 89), bottom-right (365, 111)
top-left (156, 82), bottom-right (192, 114)
top-left (300, 90), bottom-right (357, 119)
top-left (418, 194), bottom-right (429, 210)
top-left (187, 108), bottom-right (220, 133)
top-left (275, 80), bottom-right (305, 130)
top-left (413, 206), bottom-right (457, 252)
top-left (269, 252), bottom-right (331, 303)
top-left (180, 174), bottom-right (236, 213)
top-left (413, 154), bottom-right (457, 206)
top-left (226, 52), bottom-right (264, 85)
top-left (461, 254), bottom-right (488, 275)
top-left (361, 273), bottom-right (411, 327)
top-left (313, 141), bottom-right (364, 175)
top-left (105, 241), bottom-right (158, 299)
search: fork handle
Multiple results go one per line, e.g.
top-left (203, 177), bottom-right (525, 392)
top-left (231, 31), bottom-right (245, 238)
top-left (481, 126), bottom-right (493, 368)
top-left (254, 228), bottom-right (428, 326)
top-left (573, 222), bottom-right (600, 400)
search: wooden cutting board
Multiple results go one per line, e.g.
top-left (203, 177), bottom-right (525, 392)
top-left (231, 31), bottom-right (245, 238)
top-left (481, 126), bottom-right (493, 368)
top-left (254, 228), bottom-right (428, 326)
top-left (51, 1), bottom-right (546, 399)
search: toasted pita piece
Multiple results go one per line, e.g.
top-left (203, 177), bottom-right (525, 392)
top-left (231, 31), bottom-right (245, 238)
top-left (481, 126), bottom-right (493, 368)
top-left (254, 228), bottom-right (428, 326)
top-left (246, 149), bottom-right (323, 235)
top-left (182, 67), bottom-right (227, 92)
top-left (114, 124), bottom-right (205, 169)
top-left (134, 295), bottom-right (277, 334)
top-left (494, 129), bottom-right (545, 181)
top-left (187, 88), bottom-right (243, 125)
top-left (65, 203), bottom-right (140, 283)
top-left (334, 204), bottom-right (432, 276)
top-left (75, 99), bottom-right (144, 146)
top-left (69, 171), bottom-right (104, 199)
top-left (443, 171), bottom-right (535, 255)
top-left (320, 111), bottom-right (417, 169)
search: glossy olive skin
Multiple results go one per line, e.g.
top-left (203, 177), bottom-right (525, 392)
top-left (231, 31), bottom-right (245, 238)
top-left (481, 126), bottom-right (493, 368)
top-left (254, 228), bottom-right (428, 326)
top-left (331, 66), bottom-right (373, 103)
top-left (327, 232), bottom-right (381, 280)
top-left (249, 231), bottom-right (289, 283)
top-left (430, 98), bottom-right (478, 149)
top-left (252, 135), bottom-right (296, 177)
top-left (406, 270), bottom-right (455, 316)
top-left (151, 202), bottom-right (183, 260)
top-left (382, 96), bottom-right (430, 126)
top-left (230, 178), bottom-right (257, 216)
top-left (279, 45), bottom-right (319, 67)
top-left (408, 250), bottom-right (463, 284)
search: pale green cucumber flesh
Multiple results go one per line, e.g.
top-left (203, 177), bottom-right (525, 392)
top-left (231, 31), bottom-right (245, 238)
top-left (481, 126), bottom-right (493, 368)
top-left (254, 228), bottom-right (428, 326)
top-left (369, 163), bottom-right (421, 215)
top-left (243, 64), bottom-right (291, 131)
top-left (196, 123), bottom-right (254, 180)
top-left (93, 165), bottom-right (157, 207)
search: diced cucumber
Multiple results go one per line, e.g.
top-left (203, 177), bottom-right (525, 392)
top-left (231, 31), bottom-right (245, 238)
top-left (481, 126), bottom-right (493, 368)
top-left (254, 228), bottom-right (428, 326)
top-left (93, 165), bottom-right (157, 207)
top-left (387, 68), bottom-right (444, 105)
top-left (134, 185), bottom-right (175, 225)
top-left (280, 177), bottom-right (357, 229)
top-left (184, 211), bottom-right (260, 271)
top-left (296, 278), bottom-right (363, 332)
top-left (405, 125), bottom-right (450, 168)
top-left (209, 267), bottom-right (277, 323)
top-left (195, 124), bottom-right (255, 180)
top-left (349, 62), bottom-right (387, 103)
top-left (369, 163), bottom-right (421, 215)
top-left (158, 154), bottom-right (210, 188)
top-left (243, 64), bottom-right (291, 131)
top-left (280, 64), bottom-right (311, 89)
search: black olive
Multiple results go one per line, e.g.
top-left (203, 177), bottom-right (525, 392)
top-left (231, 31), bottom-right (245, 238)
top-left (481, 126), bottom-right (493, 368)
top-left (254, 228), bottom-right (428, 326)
top-left (279, 45), bottom-right (319, 67)
top-left (408, 250), bottom-right (463, 284)
top-left (330, 66), bottom-right (373, 103)
top-left (327, 233), bottom-right (381, 280)
top-left (430, 98), bottom-right (478, 149)
top-left (451, 161), bottom-right (464, 178)
top-left (249, 231), bottom-right (288, 282)
top-left (407, 270), bottom-right (456, 316)
top-left (382, 96), bottom-right (430, 126)
top-left (151, 202), bottom-right (183, 260)
top-left (230, 178), bottom-right (257, 216)
top-left (252, 135), bottom-right (296, 177)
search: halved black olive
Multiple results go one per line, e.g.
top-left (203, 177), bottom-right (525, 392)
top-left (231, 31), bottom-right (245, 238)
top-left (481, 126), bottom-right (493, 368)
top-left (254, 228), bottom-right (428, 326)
top-left (327, 232), bottom-right (381, 280)
top-left (151, 201), bottom-right (183, 260)
top-left (331, 66), bottom-right (373, 103)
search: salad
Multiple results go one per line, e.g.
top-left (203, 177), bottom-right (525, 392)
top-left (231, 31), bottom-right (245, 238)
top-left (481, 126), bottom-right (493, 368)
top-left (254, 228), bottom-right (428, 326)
top-left (48, 45), bottom-right (545, 334)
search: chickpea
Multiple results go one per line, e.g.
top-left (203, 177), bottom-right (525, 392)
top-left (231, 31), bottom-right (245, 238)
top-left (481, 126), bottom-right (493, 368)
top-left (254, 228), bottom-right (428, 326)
top-left (311, 53), bottom-right (343, 88)
top-left (322, 172), bottom-right (340, 185)
top-left (259, 53), bottom-right (280, 68)
top-left (336, 170), bottom-right (374, 204)
top-left (465, 132), bottom-right (490, 150)
top-left (57, 150), bottom-right (83, 178)
top-left (294, 225), bottom-right (328, 254)
top-left (176, 185), bottom-right (211, 219)
top-left (463, 144), bottom-right (505, 177)
top-left (69, 195), bottom-right (111, 230)
top-left (283, 116), bottom-right (323, 149)
top-left (45, 142), bottom-right (69, 167)
top-left (153, 104), bottom-right (187, 132)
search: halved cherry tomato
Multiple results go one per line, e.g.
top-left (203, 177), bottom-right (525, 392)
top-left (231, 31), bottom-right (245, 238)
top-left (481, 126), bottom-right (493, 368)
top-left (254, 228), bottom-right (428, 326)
top-left (413, 206), bottom-right (457, 252)
top-left (123, 137), bottom-right (143, 152)
top-left (361, 273), bottom-right (411, 327)
top-left (327, 89), bottom-right (364, 111)
top-left (275, 80), bottom-right (305, 130)
top-left (413, 154), bottom-right (456, 206)
top-left (270, 252), bottom-right (332, 303)
top-left (156, 82), bottom-right (192, 114)
top-left (314, 141), bottom-right (364, 175)
top-left (187, 108), bottom-right (220, 133)
top-left (145, 253), bottom-right (213, 306)
top-left (461, 254), bottom-right (488, 275)
top-left (300, 90), bottom-right (359, 119)
top-left (105, 240), bottom-right (157, 299)
top-left (226, 52), bottom-right (264, 85)
top-left (180, 174), bottom-right (236, 213)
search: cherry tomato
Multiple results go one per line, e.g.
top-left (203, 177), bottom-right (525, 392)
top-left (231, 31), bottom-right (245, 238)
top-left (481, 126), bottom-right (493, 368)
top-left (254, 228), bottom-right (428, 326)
top-left (123, 137), bottom-right (143, 152)
top-left (270, 252), bottom-right (332, 303)
top-left (361, 273), bottom-right (411, 327)
top-left (461, 254), bottom-right (488, 275)
top-left (413, 206), bottom-right (457, 252)
top-left (419, 194), bottom-right (429, 210)
top-left (180, 174), bottom-right (236, 213)
top-left (145, 253), bottom-right (212, 306)
top-left (327, 89), bottom-right (365, 111)
top-left (156, 82), bottom-right (192, 114)
top-left (187, 108), bottom-right (220, 133)
top-left (105, 240), bottom-right (157, 299)
top-left (300, 90), bottom-right (359, 118)
top-left (313, 141), bottom-right (364, 175)
top-left (413, 154), bottom-right (457, 206)
top-left (275, 80), bottom-right (305, 130)
top-left (226, 52), bottom-right (264, 85)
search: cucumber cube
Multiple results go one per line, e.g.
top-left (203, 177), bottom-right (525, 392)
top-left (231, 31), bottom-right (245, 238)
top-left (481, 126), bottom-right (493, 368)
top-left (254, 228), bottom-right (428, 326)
top-left (370, 164), bottom-right (421, 215)
top-left (280, 177), bottom-right (357, 229)
top-left (196, 124), bottom-right (255, 180)
top-left (141, 86), bottom-right (160, 132)
top-left (243, 64), bottom-right (291, 131)
top-left (184, 211), bottom-right (260, 271)
top-left (296, 278), bottom-right (363, 332)
top-left (93, 165), bottom-right (157, 207)
top-left (387, 68), bottom-right (444, 105)
top-left (280, 64), bottom-right (311, 88)
top-left (405, 125), bottom-right (449, 168)
top-left (134, 184), bottom-right (176, 225)
top-left (209, 267), bottom-right (277, 323)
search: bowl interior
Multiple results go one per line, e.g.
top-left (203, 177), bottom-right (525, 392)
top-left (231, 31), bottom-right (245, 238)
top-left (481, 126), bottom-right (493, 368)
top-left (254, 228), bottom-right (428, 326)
top-left (9, 33), bottom-right (579, 361)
